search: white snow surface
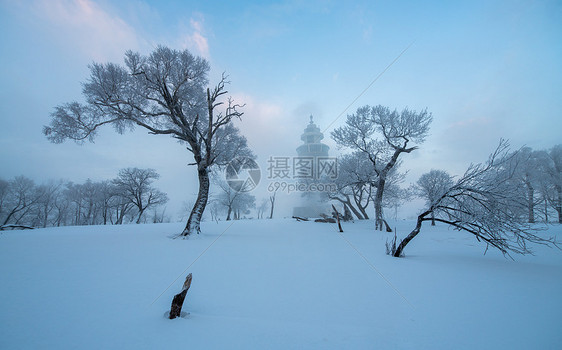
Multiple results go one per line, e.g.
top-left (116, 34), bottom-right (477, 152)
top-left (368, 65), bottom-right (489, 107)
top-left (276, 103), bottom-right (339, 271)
top-left (1, 219), bottom-right (561, 349)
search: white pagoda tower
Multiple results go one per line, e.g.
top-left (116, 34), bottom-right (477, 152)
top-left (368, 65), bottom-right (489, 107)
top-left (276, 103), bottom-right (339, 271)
top-left (292, 116), bottom-right (331, 218)
top-left (296, 115), bottom-right (330, 158)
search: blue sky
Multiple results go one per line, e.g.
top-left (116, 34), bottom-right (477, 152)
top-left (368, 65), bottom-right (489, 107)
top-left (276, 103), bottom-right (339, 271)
top-left (1, 0), bottom-right (561, 218)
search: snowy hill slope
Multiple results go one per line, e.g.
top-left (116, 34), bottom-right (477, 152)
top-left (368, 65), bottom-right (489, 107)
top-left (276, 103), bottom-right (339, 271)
top-left (1, 219), bottom-right (561, 349)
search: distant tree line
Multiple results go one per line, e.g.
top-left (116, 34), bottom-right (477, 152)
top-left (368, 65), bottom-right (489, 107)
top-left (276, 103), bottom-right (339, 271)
top-left (0, 168), bottom-right (168, 229)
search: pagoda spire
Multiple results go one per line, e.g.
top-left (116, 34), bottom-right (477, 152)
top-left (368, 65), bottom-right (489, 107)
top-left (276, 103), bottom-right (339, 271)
top-left (296, 115), bottom-right (329, 157)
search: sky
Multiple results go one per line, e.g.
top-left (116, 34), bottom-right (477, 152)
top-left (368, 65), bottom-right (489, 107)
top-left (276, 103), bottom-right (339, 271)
top-left (1, 0), bottom-right (561, 220)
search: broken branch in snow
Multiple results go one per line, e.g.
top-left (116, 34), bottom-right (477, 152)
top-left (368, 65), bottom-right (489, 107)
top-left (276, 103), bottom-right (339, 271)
top-left (332, 204), bottom-right (344, 232)
top-left (169, 273), bottom-right (192, 319)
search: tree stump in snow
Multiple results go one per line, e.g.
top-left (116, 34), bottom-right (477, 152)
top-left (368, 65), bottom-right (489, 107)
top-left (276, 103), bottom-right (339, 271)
top-left (169, 273), bottom-right (192, 319)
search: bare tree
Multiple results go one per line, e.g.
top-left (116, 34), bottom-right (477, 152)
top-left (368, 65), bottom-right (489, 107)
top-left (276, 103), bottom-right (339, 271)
top-left (206, 199), bottom-right (221, 222)
top-left (1, 176), bottom-right (42, 226)
top-left (512, 147), bottom-right (544, 223)
top-left (36, 180), bottom-right (63, 228)
top-left (541, 145), bottom-right (562, 223)
top-left (332, 105), bottom-right (432, 231)
top-left (52, 185), bottom-right (72, 227)
top-left (215, 178), bottom-right (240, 221)
top-left (0, 179), bottom-right (9, 223)
top-left (44, 46), bottom-right (247, 236)
top-left (326, 151), bottom-right (375, 220)
top-left (269, 190), bottom-right (277, 219)
top-left (393, 140), bottom-right (558, 258)
top-left (382, 182), bottom-right (411, 221)
top-left (113, 168), bottom-right (168, 224)
top-left (256, 198), bottom-right (269, 219)
top-left (534, 150), bottom-right (557, 223)
top-left (413, 169), bottom-right (454, 226)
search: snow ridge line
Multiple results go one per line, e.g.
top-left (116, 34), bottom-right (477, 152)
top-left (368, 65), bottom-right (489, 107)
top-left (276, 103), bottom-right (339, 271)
top-left (150, 221), bottom-right (235, 305)
top-left (332, 225), bottom-right (415, 310)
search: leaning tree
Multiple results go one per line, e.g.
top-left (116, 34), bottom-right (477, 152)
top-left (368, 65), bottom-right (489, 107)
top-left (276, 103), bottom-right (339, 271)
top-left (332, 105), bottom-right (432, 231)
top-left (392, 140), bottom-right (558, 258)
top-left (44, 46), bottom-right (250, 236)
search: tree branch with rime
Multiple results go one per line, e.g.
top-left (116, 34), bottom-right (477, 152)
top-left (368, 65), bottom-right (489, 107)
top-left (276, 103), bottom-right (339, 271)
top-left (43, 46), bottom-right (251, 237)
top-left (393, 139), bottom-right (559, 258)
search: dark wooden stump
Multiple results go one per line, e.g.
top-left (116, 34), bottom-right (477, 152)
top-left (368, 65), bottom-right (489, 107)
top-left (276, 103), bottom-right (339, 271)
top-left (169, 273), bottom-right (192, 319)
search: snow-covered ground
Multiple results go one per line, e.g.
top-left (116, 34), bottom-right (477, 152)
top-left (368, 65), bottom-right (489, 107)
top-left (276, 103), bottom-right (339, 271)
top-left (1, 219), bottom-right (561, 349)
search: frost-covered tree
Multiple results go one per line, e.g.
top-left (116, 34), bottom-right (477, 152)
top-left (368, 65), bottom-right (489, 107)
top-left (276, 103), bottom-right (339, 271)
top-left (1, 176), bottom-right (42, 226)
top-left (44, 46), bottom-right (248, 236)
top-left (256, 198), bottom-right (269, 219)
top-left (35, 180), bottom-right (63, 228)
top-left (215, 179), bottom-right (240, 221)
top-left (214, 175), bottom-right (255, 221)
top-left (332, 105), bottom-right (432, 231)
top-left (269, 190), bottom-right (277, 219)
top-left (414, 169), bottom-right (454, 225)
top-left (382, 181), bottom-right (410, 221)
top-left (512, 147), bottom-right (543, 223)
top-left (0, 179), bottom-right (9, 223)
top-left (113, 168), bottom-right (168, 224)
top-left (541, 145), bottom-right (562, 223)
top-left (327, 151), bottom-right (375, 220)
top-left (393, 140), bottom-right (558, 258)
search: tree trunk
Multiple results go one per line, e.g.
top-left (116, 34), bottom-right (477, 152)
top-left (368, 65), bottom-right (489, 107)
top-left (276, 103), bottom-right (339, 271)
top-left (353, 187), bottom-right (370, 219)
top-left (343, 195), bottom-right (363, 220)
top-left (526, 180), bottom-right (535, 223)
top-left (42, 205), bottom-right (49, 228)
top-left (169, 273), bottom-right (193, 319)
top-left (431, 211), bottom-right (435, 226)
top-left (374, 145), bottom-right (413, 232)
top-left (374, 181), bottom-right (385, 231)
top-left (136, 208), bottom-right (145, 224)
top-left (544, 198), bottom-right (549, 223)
top-left (182, 167), bottom-right (210, 236)
top-left (556, 186), bottom-right (562, 224)
top-left (374, 181), bottom-right (392, 232)
top-left (394, 213), bottom-right (427, 257)
top-left (358, 203), bottom-right (369, 220)
top-left (343, 203), bottom-right (353, 221)
top-left (332, 195), bottom-right (363, 220)
top-left (269, 192), bottom-right (276, 219)
top-left (226, 206), bottom-right (232, 221)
